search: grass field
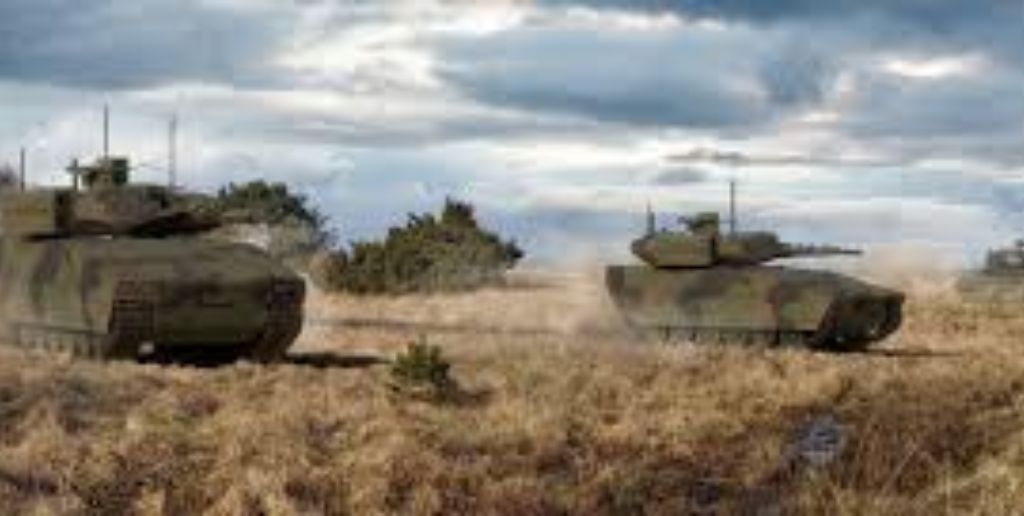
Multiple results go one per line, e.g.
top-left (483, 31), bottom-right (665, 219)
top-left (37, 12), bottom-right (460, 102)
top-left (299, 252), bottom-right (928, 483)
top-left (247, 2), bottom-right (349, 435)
top-left (2, 269), bottom-right (1024, 514)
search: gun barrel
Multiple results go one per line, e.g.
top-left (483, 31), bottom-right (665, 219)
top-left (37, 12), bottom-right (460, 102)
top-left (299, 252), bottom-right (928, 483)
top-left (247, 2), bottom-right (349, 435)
top-left (782, 243), bottom-right (862, 257)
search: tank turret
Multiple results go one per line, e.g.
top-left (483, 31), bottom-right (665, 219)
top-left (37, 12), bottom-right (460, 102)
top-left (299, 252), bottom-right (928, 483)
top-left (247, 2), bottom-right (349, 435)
top-left (957, 240), bottom-right (1024, 302)
top-left (631, 210), bottom-right (861, 268)
top-left (69, 156), bottom-right (130, 189)
top-left (982, 240), bottom-right (1024, 273)
top-left (0, 156), bottom-right (219, 239)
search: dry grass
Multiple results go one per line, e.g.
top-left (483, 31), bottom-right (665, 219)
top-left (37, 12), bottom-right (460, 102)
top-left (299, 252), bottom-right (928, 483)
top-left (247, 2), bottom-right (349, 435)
top-left (3, 269), bottom-right (1024, 514)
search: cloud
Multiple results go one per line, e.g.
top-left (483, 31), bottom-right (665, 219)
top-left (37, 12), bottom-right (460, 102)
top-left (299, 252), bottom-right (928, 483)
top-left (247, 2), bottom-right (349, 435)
top-left (1, 1), bottom-right (1023, 266)
top-left (840, 67), bottom-right (1024, 139)
top-left (437, 19), bottom-right (798, 129)
top-left (548, 0), bottom-right (1019, 39)
top-left (0, 0), bottom-right (294, 89)
top-left (651, 166), bottom-right (709, 186)
top-left (549, 1), bottom-right (1024, 73)
top-left (758, 44), bottom-right (835, 107)
top-left (665, 146), bottom-right (899, 168)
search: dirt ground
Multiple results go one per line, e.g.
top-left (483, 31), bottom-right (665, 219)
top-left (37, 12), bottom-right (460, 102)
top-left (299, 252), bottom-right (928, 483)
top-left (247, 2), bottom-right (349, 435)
top-left (2, 270), bottom-right (1024, 514)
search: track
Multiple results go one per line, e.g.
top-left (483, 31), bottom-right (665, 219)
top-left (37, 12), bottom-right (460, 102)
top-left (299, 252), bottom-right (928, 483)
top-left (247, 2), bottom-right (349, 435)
top-left (6, 283), bottom-right (304, 364)
top-left (10, 326), bottom-right (111, 359)
top-left (629, 326), bottom-right (824, 348)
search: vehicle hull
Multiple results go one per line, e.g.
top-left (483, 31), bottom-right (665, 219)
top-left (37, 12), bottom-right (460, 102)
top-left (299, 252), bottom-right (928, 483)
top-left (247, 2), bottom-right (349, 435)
top-left (0, 236), bottom-right (304, 362)
top-left (605, 265), bottom-right (904, 351)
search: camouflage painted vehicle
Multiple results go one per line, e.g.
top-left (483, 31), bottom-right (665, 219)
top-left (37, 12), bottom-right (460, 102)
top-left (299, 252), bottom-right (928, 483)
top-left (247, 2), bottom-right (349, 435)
top-left (606, 210), bottom-right (904, 351)
top-left (957, 240), bottom-right (1024, 302)
top-left (0, 156), bottom-right (305, 363)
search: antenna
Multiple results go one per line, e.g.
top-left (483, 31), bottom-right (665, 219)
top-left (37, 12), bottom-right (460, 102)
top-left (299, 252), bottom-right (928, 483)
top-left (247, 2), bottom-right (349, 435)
top-left (18, 146), bottom-right (25, 191)
top-left (168, 112), bottom-right (178, 189)
top-left (645, 202), bottom-right (656, 235)
top-left (68, 158), bottom-right (81, 191)
top-left (102, 104), bottom-right (110, 159)
top-left (728, 179), bottom-right (737, 235)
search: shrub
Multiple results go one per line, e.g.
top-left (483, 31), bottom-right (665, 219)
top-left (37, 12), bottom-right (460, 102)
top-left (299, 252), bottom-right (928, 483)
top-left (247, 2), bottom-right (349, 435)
top-left (206, 181), bottom-right (334, 265)
top-left (0, 164), bottom-right (17, 190)
top-left (215, 181), bottom-right (328, 233)
top-left (389, 340), bottom-right (457, 401)
top-left (330, 198), bottom-right (523, 294)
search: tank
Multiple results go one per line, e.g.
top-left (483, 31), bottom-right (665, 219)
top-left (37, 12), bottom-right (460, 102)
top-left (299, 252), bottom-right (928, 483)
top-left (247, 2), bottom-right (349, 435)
top-left (956, 240), bottom-right (1024, 302)
top-left (605, 209), bottom-right (904, 351)
top-left (0, 156), bottom-right (305, 363)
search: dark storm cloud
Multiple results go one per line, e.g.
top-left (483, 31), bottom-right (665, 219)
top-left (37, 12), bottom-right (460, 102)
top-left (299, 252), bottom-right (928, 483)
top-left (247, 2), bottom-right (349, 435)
top-left (651, 166), bottom-right (709, 186)
top-left (0, 0), bottom-right (292, 89)
top-left (546, 0), bottom-right (1017, 33)
top-left (843, 70), bottom-right (1024, 138)
top-left (438, 2), bottom-right (1021, 167)
top-left (821, 64), bottom-right (1024, 166)
top-left (547, 0), bottom-right (1024, 66)
top-left (434, 3), bottom-right (1019, 142)
top-left (438, 25), bottom-right (835, 129)
top-left (757, 46), bottom-right (834, 107)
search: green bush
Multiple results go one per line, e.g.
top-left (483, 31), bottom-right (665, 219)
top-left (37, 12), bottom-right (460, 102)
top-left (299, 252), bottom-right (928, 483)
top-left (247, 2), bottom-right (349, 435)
top-left (329, 198), bottom-right (523, 294)
top-left (389, 340), bottom-right (457, 401)
top-left (215, 181), bottom-right (328, 232)
top-left (0, 164), bottom-right (17, 189)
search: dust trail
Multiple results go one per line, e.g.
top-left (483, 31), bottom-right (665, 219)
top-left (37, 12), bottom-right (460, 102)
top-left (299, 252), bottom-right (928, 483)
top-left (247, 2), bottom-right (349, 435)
top-left (299, 267), bottom-right (623, 345)
top-left (850, 243), bottom-right (962, 298)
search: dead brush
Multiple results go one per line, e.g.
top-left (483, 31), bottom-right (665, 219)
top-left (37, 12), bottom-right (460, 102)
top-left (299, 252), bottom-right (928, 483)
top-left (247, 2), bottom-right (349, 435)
top-left (6, 276), bottom-right (1024, 513)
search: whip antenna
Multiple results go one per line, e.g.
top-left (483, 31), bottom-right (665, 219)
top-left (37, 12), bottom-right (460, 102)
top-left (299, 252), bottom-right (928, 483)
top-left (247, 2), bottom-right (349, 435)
top-left (102, 104), bottom-right (110, 159)
top-left (168, 112), bottom-right (178, 189)
top-left (729, 179), bottom-right (737, 235)
top-left (18, 146), bottom-right (25, 191)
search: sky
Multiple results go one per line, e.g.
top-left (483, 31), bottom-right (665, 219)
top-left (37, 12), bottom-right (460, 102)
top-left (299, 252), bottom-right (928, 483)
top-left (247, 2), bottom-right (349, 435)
top-left (1, 0), bottom-right (1022, 265)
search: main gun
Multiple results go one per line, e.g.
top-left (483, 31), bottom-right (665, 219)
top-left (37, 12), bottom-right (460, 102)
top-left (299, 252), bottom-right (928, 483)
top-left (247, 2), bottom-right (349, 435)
top-left (716, 232), bottom-right (862, 265)
top-left (778, 243), bottom-right (863, 259)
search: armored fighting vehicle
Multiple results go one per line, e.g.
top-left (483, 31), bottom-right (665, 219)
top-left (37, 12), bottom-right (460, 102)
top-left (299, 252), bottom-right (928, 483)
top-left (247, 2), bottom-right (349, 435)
top-left (605, 208), bottom-right (904, 351)
top-left (0, 156), bottom-right (305, 363)
top-left (956, 240), bottom-right (1024, 302)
